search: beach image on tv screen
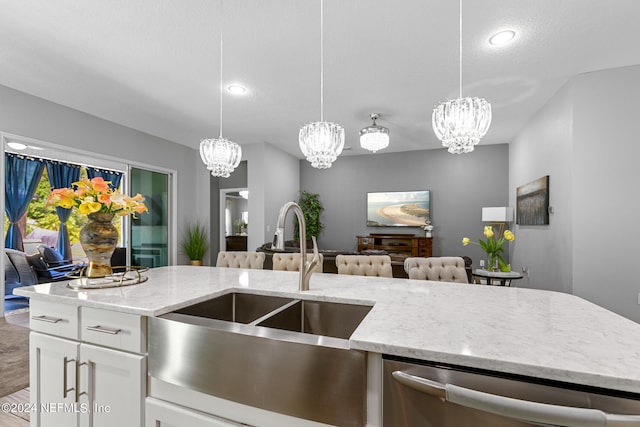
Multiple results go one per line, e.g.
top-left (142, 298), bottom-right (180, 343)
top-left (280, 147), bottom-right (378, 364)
top-left (367, 191), bottom-right (430, 227)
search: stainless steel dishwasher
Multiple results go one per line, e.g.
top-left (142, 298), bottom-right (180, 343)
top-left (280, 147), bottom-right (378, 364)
top-left (383, 356), bottom-right (640, 427)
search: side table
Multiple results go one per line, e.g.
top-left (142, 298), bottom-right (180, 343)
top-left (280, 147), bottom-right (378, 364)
top-left (472, 269), bottom-right (524, 287)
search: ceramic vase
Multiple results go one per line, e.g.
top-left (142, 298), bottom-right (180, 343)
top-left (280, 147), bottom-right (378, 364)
top-left (80, 212), bottom-right (118, 277)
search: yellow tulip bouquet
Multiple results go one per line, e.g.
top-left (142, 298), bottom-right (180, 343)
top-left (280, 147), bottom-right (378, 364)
top-left (46, 177), bottom-right (148, 217)
top-left (463, 226), bottom-right (515, 271)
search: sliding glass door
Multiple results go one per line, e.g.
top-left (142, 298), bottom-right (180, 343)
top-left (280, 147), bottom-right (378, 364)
top-left (130, 167), bottom-right (169, 268)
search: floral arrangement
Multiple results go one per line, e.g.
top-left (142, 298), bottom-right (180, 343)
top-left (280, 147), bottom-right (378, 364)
top-left (421, 220), bottom-right (434, 236)
top-left (463, 226), bottom-right (515, 271)
top-left (46, 177), bottom-right (148, 217)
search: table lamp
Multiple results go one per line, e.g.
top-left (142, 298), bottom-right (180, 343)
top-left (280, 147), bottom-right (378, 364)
top-left (482, 207), bottom-right (514, 237)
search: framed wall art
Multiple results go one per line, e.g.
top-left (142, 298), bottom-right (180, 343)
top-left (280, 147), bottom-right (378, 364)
top-left (516, 175), bottom-right (550, 225)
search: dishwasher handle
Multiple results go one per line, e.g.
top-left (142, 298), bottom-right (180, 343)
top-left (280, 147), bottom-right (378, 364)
top-left (392, 370), bottom-right (640, 427)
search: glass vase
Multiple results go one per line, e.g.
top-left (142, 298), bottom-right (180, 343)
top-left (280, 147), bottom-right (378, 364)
top-left (487, 254), bottom-right (499, 272)
top-left (80, 212), bottom-right (118, 277)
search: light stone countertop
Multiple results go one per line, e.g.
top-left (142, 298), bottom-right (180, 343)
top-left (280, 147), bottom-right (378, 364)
top-left (15, 265), bottom-right (640, 394)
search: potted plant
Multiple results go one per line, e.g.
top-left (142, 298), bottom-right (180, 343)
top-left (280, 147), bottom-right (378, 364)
top-left (294, 191), bottom-right (324, 242)
top-left (181, 222), bottom-right (209, 266)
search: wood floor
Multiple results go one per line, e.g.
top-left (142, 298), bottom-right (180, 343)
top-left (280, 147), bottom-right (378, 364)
top-left (1, 310), bottom-right (30, 426)
top-left (0, 389), bottom-right (30, 426)
top-left (2, 309), bottom-right (29, 328)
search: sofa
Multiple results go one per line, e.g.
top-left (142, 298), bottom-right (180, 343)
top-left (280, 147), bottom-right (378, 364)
top-left (4, 248), bottom-right (39, 297)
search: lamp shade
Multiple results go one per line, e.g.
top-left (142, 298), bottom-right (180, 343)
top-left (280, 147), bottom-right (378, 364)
top-left (482, 207), bottom-right (513, 222)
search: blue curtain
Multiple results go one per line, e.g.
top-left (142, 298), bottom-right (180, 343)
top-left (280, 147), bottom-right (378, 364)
top-left (46, 161), bottom-right (81, 260)
top-left (87, 167), bottom-right (123, 190)
top-left (4, 153), bottom-right (44, 251)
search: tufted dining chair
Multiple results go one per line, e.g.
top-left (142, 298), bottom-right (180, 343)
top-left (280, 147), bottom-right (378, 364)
top-left (404, 257), bottom-right (469, 283)
top-left (272, 253), bottom-right (324, 273)
top-left (216, 251), bottom-right (266, 269)
top-left (335, 255), bottom-right (393, 278)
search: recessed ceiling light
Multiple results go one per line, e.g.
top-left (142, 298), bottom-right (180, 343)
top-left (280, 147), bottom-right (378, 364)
top-left (7, 141), bottom-right (27, 150)
top-left (489, 30), bottom-right (516, 46)
top-left (227, 84), bottom-right (247, 95)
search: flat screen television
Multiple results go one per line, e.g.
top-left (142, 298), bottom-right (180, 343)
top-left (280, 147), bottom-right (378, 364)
top-left (367, 190), bottom-right (430, 227)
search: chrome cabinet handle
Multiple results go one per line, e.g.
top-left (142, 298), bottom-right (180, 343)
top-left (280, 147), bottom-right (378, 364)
top-left (86, 325), bottom-right (121, 335)
top-left (75, 362), bottom-right (87, 403)
top-left (392, 370), bottom-right (640, 427)
top-left (62, 357), bottom-right (75, 398)
top-left (32, 315), bottom-right (63, 323)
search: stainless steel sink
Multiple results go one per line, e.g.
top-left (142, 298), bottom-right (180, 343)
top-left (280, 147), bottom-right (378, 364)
top-left (148, 290), bottom-right (373, 427)
top-left (174, 292), bottom-right (294, 323)
top-left (257, 299), bottom-right (372, 339)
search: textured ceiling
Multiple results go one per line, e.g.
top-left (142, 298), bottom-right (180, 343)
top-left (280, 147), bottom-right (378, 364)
top-left (1, 0), bottom-right (639, 158)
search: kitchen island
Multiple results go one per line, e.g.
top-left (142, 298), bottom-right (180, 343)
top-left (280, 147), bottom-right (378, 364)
top-left (15, 265), bottom-right (640, 426)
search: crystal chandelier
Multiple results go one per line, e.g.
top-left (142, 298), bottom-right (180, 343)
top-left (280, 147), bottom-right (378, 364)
top-left (299, 0), bottom-right (344, 169)
top-left (359, 113), bottom-right (389, 153)
top-left (199, 137), bottom-right (241, 178)
top-left (432, 0), bottom-right (491, 154)
top-left (200, 0), bottom-right (242, 177)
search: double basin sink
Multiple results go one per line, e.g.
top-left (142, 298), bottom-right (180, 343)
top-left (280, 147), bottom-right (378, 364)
top-left (148, 291), bottom-right (373, 427)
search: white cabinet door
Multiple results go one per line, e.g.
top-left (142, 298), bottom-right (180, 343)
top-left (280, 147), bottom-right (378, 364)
top-left (30, 332), bottom-right (80, 427)
top-left (78, 343), bottom-right (146, 427)
top-left (146, 397), bottom-right (247, 427)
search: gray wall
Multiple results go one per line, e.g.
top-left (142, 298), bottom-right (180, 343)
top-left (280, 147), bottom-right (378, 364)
top-left (510, 64), bottom-right (640, 323)
top-left (300, 144), bottom-right (510, 265)
top-left (572, 66), bottom-right (639, 322)
top-left (0, 83), bottom-right (201, 266)
top-left (209, 142), bottom-right (299, 263)
top-left (263, 143), bottom-right (300, 243)
top-left (509, 82), bottom-right (574, 294)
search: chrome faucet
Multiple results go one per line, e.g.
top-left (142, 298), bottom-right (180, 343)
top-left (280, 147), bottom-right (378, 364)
top-left (272, 201), bottom-right (320, 291)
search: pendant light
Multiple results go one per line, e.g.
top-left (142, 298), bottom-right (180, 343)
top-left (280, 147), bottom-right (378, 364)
top-left (298, 0), bottom-right (345, 169)
top-left (359, 113), bottom-right (390, 153)
top-left (432, 0), bottom-right (492, 154)
top-left (200, 0), bottom-right (242, 178)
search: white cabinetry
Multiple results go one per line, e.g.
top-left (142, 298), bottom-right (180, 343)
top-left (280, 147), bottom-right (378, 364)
top-left (30, 332), bottom-right (80, 427)
top-left (148, 378), bottom-right (333, 427)
top-left (78, 343), bottom-right (145, 427)
top-left (146, 398), bottom-right (246, 427)
top-left (29, 300), bottom-right (146, 427)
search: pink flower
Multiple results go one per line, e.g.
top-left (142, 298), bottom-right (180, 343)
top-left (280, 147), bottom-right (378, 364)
top-left (90, 177), bottom-right (110, 193)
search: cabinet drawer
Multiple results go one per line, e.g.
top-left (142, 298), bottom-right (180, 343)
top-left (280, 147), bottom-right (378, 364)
top-left (81, 307), bottom-right (146, 353)
top-left (30, 300), bottom-right (79, 339)
top-left (146, 398), bottom-right (246, 427)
